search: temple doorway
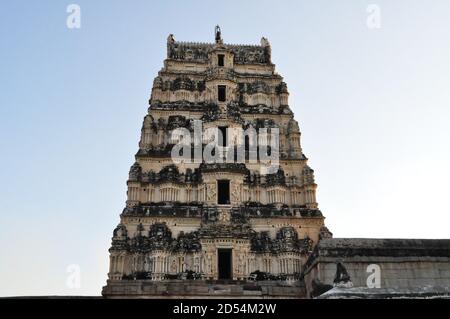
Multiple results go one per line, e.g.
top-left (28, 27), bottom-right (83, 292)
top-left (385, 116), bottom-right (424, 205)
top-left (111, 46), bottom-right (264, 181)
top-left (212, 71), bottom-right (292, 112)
top-left (218, 249), bottom-right (232, 280)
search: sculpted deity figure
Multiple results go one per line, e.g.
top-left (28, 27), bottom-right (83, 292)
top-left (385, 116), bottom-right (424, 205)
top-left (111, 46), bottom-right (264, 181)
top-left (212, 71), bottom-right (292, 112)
top-left (285, 229), bottom-right (292, 238)
top-left (207, 255), bottom-right (212, 273)
top-left (231, 183), bottom-right (240, 202)
top-left (218, 210), bottom-right (231, 223)
top-left (206, 184), bottom-right (217, 201)
top-left (261, 37), bottom-right (270, 47)
top-left (170, 260), bottom-right (177, 273)
top-left (215, 25), bottom-right (222, 44)
top-left (238, 254), bottom-right (245, 274)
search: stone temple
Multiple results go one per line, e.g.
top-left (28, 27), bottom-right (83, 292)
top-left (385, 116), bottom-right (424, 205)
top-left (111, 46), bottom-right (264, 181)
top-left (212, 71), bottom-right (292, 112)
top-left (102, 27), bottom-right (450, 299)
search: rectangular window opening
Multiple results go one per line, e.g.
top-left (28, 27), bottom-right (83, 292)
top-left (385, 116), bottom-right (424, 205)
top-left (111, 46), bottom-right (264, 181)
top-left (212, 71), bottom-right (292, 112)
top-left (218, 180), bottom-right (230, 205)
top-left (218, 54), bottom-right (225, 67)
top-left (218, 85), bottom-right (226, 102)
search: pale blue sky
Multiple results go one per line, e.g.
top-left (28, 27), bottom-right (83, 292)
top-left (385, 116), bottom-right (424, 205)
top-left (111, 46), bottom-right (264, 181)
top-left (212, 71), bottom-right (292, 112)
top-left (0, 0), bottom-right (449, 296)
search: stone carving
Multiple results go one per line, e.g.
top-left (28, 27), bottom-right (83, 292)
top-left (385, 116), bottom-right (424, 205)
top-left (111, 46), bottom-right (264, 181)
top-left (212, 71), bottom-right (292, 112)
top-left (201, 103), bottom-right (220, 122)
top-left (206, 184), bottom-right (216, 201)
top-left (249, 271), bottom-right (288, 281)
top-left (199, 162), bottom-right (249, 175)
top-left (302, 165), bottom-right (315, 185)
top-left (241, 81), bottom-right (271, 95)
top-left (167, 39), bottom-right (271, 65)
top-left (234, 101), bottom-right (292, 115)
top-left (123, 201), bottom-right (322, 219)
top-left (167, 34), bottom-right (175, 44)
top-left (151, 101), bottom-right (208, 112)
top-left (231, 183), bottom-right (240, 202)
top-left (170, 260), bottom-right (177, 273)
top-left (129, 162), bottom-right (142, 181)
top-left (319, 226), bottom-right (333, 240)
top-left (136, 223), bottom-right (145, 235)
top-left (125, 222), bottom-right (203, 254)
top-left (171, 77), bottom-right (195, 91)
top-left (167, 115), bottom-right (189, 130)
top-left (226, 101), bottom-right (244, 123)
top-left (158, 165), bottom-right (180, 183)
top-left (206, 255), bottom-right (212, 274)
top-left (149, 223), bottom-right (171, 241)
top-left (276, 82), bottom-right (288, 94)
top-left (123, 203), bottom-right (186, 220)
top-left (136, 144), bottom-right (173, 157)
top-left (333, 262), bottom-right (354, 288)
top-left (215, 25), bottom-right (222, 44)
top-left (265, 168), bottom-right (286, 186)
top-left (113, 224), bottom-right (127, 239)
top-left (153, 76), bottom-right (164, 89)
top-left (288, 119), bottom-right (300, 133)
top-left (251, 232), bottom-right (272, 252)
top-left (199, 221), bottom-right (253, 239)
top-left (111, 224), bottom-right (129, 251)
top-left (218, 210), bottom-right (231, 224)
top-left (237, 254), bottom-right (243, 273)
top-left (302, 236), bottom-right (314, 253)
top-left (173, 231), bottom-right (201, 252)
top-left (129, 165), bottom-right (203, 185)
top-left (232, 45), bottom-right (270, 64)
top-left (261, 37), bottom-right (270, 47)
top-left (250, 227), bottom-right (313, 255)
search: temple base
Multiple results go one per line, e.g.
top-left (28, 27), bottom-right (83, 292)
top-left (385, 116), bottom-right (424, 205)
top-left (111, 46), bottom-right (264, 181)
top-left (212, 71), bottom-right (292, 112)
top-left (102, 280), bottom-right (305, 299)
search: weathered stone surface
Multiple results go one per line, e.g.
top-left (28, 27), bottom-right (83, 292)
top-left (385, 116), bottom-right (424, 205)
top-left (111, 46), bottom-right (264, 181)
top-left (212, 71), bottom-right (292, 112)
top-left (303, 238), bottom-right (450, 298)
top-left (317, 286), bottom-right (450, 299)
top-left (102, 280), bottom-right (303, 298)
top-left (103, 27), bottom-right (326, 299)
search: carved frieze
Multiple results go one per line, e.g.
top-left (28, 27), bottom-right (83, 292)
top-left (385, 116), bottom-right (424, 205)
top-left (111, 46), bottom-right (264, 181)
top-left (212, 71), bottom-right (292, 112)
top-left (167, 41), bottom-right (271, 65)
top-left (250, 227), bottom-right (313, 254)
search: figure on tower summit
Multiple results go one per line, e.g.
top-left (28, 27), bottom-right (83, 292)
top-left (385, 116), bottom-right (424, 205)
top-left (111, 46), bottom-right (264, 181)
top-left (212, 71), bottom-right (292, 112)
top-left (215, 25), bottom-right (223, 44)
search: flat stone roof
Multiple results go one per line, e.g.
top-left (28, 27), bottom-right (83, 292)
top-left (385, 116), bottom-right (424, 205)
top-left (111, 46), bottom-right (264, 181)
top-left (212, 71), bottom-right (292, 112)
top-left (316, 238), bottom-right (450, 257)
top-left (303, 238), bottom-right (450, 273)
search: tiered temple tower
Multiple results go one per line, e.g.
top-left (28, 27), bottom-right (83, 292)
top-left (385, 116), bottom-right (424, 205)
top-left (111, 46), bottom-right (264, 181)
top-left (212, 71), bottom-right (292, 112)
top-left (103, 27), bottom-right (332, 298)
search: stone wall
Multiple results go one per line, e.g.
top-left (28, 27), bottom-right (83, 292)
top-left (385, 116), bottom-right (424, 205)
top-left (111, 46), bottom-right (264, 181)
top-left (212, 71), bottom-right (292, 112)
top-left (102, 279), bottom-right (304, 299)
top-left (302, 238), bottom-right (450, 298)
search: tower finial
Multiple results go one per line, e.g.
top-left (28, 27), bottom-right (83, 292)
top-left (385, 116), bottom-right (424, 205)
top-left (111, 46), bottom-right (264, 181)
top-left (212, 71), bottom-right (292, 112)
top-left (167, 34), bottom-right (175, 44)
top-left (215, 25), bottom-right (223, 44)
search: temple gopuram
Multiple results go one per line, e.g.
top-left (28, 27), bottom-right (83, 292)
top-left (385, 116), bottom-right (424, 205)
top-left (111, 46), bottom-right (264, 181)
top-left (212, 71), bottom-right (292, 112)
top-left (102, 27), bottom-right (450, 299)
